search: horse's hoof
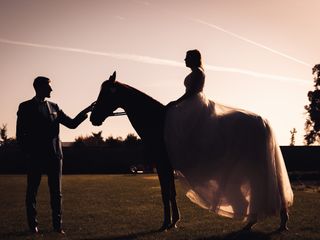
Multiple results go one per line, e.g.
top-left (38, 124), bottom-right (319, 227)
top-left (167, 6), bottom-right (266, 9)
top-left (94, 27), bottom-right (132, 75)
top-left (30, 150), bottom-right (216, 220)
top-left (273, 225), bottom-right (289, 234)
top-left (241, 220), bottom-right (257, 232)
top-left (168, 218), bottom-right (180, 229)
top-left (158, 223), bottom-right (170, 232)
top-left (241, 226), bottom-right (253, 232)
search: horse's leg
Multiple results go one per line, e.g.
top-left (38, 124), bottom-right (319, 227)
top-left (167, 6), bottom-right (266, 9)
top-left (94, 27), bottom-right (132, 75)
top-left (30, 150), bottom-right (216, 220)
top-left (156, 163), bottom-right (172, 231)
top-left (167, 165), bottom-right (180, 229)
top-left (151, 138), bottom-right (180, 231)
top-left (145, 142), bottom-right (172, 230)
top-left (157, 158), bottom-right (180, 231)
top-left (278, 208), bottom-right (289, 231)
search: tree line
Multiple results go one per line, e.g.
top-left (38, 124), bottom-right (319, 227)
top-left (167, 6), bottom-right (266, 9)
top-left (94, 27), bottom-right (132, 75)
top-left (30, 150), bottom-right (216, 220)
top-left (0, 125), bottom-right (141, 148)
top-left (73, 132), bottom-right (142, 148)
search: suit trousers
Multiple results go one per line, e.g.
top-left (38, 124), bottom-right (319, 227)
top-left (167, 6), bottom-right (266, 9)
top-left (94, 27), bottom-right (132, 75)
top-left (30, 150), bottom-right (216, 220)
top-left (25, 155), bottom-right (62, 230)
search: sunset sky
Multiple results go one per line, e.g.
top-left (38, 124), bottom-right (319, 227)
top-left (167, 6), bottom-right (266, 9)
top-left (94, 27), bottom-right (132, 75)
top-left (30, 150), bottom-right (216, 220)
top-left (1, 0), bottom-right (319, 145)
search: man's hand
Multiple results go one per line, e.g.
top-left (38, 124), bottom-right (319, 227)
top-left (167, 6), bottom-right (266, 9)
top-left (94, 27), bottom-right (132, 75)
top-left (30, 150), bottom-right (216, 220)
top-left (81, 102), bottom-right (96, 115)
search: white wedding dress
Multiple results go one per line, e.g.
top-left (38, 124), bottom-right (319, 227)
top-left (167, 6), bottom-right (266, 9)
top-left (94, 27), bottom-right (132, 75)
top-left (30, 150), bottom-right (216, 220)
top-left (164, 93), bottom-right (293, 220)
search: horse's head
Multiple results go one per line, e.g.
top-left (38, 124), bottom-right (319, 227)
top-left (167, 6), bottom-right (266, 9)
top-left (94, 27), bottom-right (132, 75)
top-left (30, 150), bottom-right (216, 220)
top-left (90, 71), bottom-right (120, 126)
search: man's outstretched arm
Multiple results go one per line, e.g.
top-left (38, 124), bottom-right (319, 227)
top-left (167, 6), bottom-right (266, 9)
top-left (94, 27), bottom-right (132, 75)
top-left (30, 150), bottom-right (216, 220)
top-left (58, 103), bottom-right (94, 129)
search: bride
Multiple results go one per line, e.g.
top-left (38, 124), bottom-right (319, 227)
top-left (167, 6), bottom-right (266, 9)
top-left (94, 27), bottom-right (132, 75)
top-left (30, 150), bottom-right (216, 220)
top-left (164, 49), bottom-right (293, 231)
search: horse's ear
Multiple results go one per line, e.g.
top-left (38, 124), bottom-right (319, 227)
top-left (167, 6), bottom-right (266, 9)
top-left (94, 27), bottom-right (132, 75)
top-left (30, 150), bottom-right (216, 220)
top-left (109, 71), bottom-right (116, 83)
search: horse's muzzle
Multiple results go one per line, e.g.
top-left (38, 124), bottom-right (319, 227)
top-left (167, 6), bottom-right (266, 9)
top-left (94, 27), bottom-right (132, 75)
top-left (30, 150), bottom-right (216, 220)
top-left (90, 118), bottom-right (103, 126)
top-left (90, 115), bottom-right (103, 126)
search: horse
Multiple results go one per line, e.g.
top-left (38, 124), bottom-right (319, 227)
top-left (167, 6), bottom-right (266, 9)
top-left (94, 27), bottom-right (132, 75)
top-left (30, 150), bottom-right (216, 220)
top-left (90, 72), bottom-right (180, 231)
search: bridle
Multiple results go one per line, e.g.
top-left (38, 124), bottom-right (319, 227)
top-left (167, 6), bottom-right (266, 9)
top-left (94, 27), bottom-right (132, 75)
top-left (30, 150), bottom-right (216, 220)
top-left (110, 111), bottom-right (126, 116)
top-left (91, 101), bottom-right (126, 117)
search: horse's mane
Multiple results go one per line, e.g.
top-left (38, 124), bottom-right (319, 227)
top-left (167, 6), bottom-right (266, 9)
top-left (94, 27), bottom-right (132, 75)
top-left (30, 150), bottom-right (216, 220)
top-left (114, 81), bottom-right (166, 140)
top-left (116, 81), bottom-right (165, 110)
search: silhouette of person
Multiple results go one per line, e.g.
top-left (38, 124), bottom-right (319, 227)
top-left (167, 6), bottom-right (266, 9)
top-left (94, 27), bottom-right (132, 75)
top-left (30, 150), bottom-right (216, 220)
top-left (164, 49), bottom-right (292, 232)
top-left (16, 76), bottom-right (93, 235)
top-left (167, 49), bottom-right (204, 107)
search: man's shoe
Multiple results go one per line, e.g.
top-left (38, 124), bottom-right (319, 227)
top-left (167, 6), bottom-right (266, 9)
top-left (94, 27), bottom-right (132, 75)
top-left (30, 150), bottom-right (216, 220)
top-left (30, 226), bottom-right (39, 234)
top-left (54, 228), bottom-right (65, 234)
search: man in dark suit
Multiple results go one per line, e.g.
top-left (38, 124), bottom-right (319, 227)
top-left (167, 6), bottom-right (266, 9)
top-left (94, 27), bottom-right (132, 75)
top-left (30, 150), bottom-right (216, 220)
top-left (16, 76), bottom-right (93, 235)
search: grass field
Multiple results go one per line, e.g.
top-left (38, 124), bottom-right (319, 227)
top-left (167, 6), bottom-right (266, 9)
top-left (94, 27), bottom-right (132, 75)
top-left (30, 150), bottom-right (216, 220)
top-left (0, 174), bottom-right (319, 240)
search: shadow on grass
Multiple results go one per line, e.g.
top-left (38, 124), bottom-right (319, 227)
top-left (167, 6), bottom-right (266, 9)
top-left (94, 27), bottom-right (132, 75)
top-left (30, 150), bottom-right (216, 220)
top-left (1, 229), bottom-right (288, 240)
top-left (0, 230), bottom-right (46, 239)
top-left (86, 229), bottom-right (160, 240)
top-left (84, 229), bottom-right (282, 240)
top-left (199, 230), bottom-right (275, 240)
top-left (1, 229), bottom-right (64, 240)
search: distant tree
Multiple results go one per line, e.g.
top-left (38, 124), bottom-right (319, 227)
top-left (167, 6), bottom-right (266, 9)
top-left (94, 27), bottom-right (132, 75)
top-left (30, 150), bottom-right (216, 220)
top-left (0, 124), bottom-right (8, 145)
top-left (105, 135), bottom-right (123, 148)
top-left (91, 131), bottom-right (105, 145)
top-left (73, 135), bottom-right (86, 147)
top-left (73, 132), bottom-right (141, 148)
top-left (290, 128), bottom-right (297, 146)
top-left (123, 133), bottom-right (141, 146)
top-left (73, 131), bottom-right (105, 147)
top-left (304, 64), bottom-right (320, 145)
top-left (0, 124), bottom-right (16, 147)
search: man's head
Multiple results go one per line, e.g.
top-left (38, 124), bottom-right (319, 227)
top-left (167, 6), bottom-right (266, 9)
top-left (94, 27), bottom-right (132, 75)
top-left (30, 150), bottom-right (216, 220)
top-left (33, 76), bottom-right (52, 99)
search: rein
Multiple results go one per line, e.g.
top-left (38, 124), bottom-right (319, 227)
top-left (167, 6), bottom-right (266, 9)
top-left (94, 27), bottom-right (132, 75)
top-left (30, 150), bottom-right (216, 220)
top-left (91, 101), bottom-right (126, 117)
top-left (110, 111), bottom-right (126, 116)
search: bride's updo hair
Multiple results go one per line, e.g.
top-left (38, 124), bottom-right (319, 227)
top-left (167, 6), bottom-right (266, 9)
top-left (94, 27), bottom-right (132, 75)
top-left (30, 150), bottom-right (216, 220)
top-left (187, 49), bottom-right (203, 70)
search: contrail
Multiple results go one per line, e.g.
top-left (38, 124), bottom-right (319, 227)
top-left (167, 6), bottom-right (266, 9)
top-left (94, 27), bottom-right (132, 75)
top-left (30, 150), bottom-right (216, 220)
top-left (0, 38), bottom-right (182, 67)
top-left (193, 19), bottom-right (312, 67)
top-left (130, 2), bottom-right (311, 68)
top-left (205, 65), bottom-right (309, 85)
top-left (0, 38), bottom-right (309, 85)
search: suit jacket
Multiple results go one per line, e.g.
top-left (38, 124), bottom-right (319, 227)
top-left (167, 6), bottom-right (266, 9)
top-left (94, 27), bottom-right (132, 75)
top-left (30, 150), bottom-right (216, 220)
top-left (16, 97), bottom-right (87, 160)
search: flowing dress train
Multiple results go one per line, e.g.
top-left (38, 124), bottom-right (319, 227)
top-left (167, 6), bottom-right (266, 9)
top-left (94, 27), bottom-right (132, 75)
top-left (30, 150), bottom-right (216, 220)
top-left (164, 93), bottom-right (293, 220)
